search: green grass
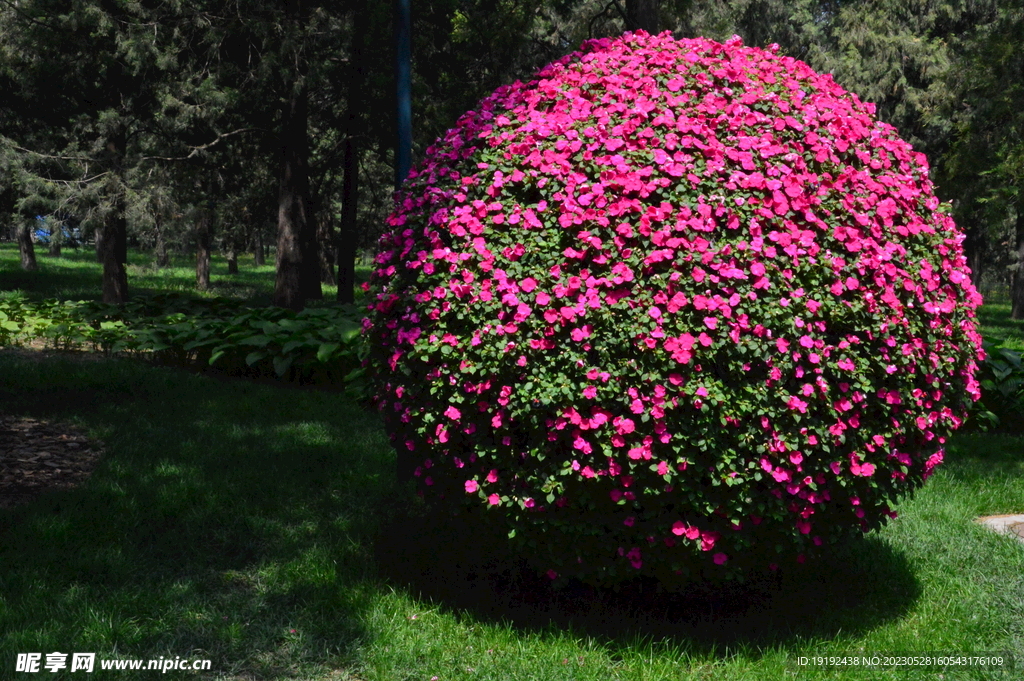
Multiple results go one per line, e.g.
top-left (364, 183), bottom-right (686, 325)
top-left (1, 355), bottom-right (1023, 680)
top-left (977, 302), bottom-right (1024, 352)
top-left (0, 242), bottom-right (353, 306)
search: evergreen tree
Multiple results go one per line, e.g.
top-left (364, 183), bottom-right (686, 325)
top-left (941, 0), bottom-right (1024, 314)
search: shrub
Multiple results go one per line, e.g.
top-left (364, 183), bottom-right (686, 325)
top-left (364, 31), bottom-right (985, 585)
top-left (970, 342), bottom-right (1024, 433)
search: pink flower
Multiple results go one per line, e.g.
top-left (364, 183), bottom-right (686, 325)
top-left (571, 326), bottom-right (592, 341)
top-left (850, 461), bottom-right (876, 477)
top-left (444, 405), bottom-right (461, 420)
top-left (464, 480), bottom-right (478, 493)
top-left (786, 396), bottom-right (808, 413)
top-left (486, 469), bottom-right (498, 483)
top-left (703, 316), bottom-right (718, 330)
top-left (582, 385), bottom-right (597, 399)
top-left (488, 494), bottom-right (501, 505)
top-left (713, 552), bottom-right (728, 565)
top-left (613, 416), bottom-right (636, 434)
top-left (520, 277), bottom-right (537, 292)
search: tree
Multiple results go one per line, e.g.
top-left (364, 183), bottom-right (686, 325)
top-left (0, 0), bottom-right (166, 301)
top-left (15, 219), bottom-right (37, 271)
top-left (942, 0), bottom-right (1024, 314)
top-left (336, 2), bottom-right (366, 304)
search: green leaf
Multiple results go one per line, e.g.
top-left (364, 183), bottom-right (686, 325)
top-left (342, 367), bottom-right (365, 382)
top-left (239, 334), bottom-right (273, 347)
top-left (317, 342), bottom-right (341, 362)
top-left (273, 354), bottom-right (294, 377)
top-left (245, 351), bottom-right (268, 366)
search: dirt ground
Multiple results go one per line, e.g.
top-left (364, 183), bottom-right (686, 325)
top-left (1, 347), bottom-right (105, 509)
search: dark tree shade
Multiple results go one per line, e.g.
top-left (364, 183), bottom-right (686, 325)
top-left (627, 0), bottom-right (660, 33)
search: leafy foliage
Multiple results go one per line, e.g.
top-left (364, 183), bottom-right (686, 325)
top-left (970, 341), bottom-right (1024, 432)
top-left (0, 293), bottom-right (368, 394)
top-left (366, 31), bottom-right (984, 586)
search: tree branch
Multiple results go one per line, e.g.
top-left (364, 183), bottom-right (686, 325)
top-left (141, 127), bottom-right (259, 161)
top-left (4, 142), bottom-right (94, 163)
top-left (0, 0), bottom-right (62, 32)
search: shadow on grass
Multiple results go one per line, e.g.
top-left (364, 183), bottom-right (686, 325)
top-left (0, 350), bottom-right (921, 677)
top-left (0, 353), bottom-right (386, 678)
top-left (374, 491), bottom-right (920, 651)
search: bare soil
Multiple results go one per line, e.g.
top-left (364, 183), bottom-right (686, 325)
top-left (1, 345), bottom-right (106, 509)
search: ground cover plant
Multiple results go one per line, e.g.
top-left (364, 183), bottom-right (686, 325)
top-left (0, 244), bottom-right (371, 392)
top-left (0, 292), bottom-right (367, 390)
top-left (365, 31), bottom-right (985, 587)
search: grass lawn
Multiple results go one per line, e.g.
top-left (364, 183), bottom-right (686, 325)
top-left (1, 354), bottom-right (1022, 680)
top-left (0, 242), bottom-right (362, 306)
top-left (1, 244), bottom-right (1023, 679)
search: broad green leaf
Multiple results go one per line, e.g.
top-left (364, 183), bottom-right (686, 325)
top-left (317, 342), bottom-right (341, 362)
top-left (239, 334), bottom-right (273, 347)
top-left (273, 355), bottom-right (294, 377)
top-left (245, 351), bottom-right (268, 366)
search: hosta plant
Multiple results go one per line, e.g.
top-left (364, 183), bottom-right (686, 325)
top-left (365, 31), bottom-right (984, 586)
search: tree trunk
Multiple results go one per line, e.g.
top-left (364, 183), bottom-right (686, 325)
top-left (302, 205), bottom-right (322, 300)
top-left (338, 5), bottom-right (363, 305)
top-left (154, 217), bottom-right (169, 268)
top-left (196, 204), bottom-right (212, 292)
top-left (99, 126), bottom-right (129, 304)
top-left (337, 130), bottom-right (358, 304)
top-left (48, 228), bottom-right (61, 257)
top-left (17, 223), bottom-right (37, 271)
top-left (227, 243), bottom-right (238, 274)
top-left (626, 0), bottom-right (660, 33)
top-left (317, 213), bottom-right (337, 285)
top-left (98, 212), bottom-right (129, 303)
top-left (964, 223), bottom-right (984, 289)
top-left (273, 56), bottom-right (320, 309)
top-left (254, 227), bottom-right (265, 266)
top-left (1011, 199), bottom-right (1024, 319)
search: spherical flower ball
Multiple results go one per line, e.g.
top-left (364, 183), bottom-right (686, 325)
top-left (364, 31), bottom-right (984, 585)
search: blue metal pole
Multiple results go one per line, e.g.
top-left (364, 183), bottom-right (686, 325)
top-left (395, 0), bottom-right (411, 190)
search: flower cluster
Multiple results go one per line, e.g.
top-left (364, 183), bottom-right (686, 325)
top-left (364, 31), bottom-right (984, 585)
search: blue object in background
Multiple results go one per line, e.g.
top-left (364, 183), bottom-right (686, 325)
top-left (33, 216), bottom-right (82, 246)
